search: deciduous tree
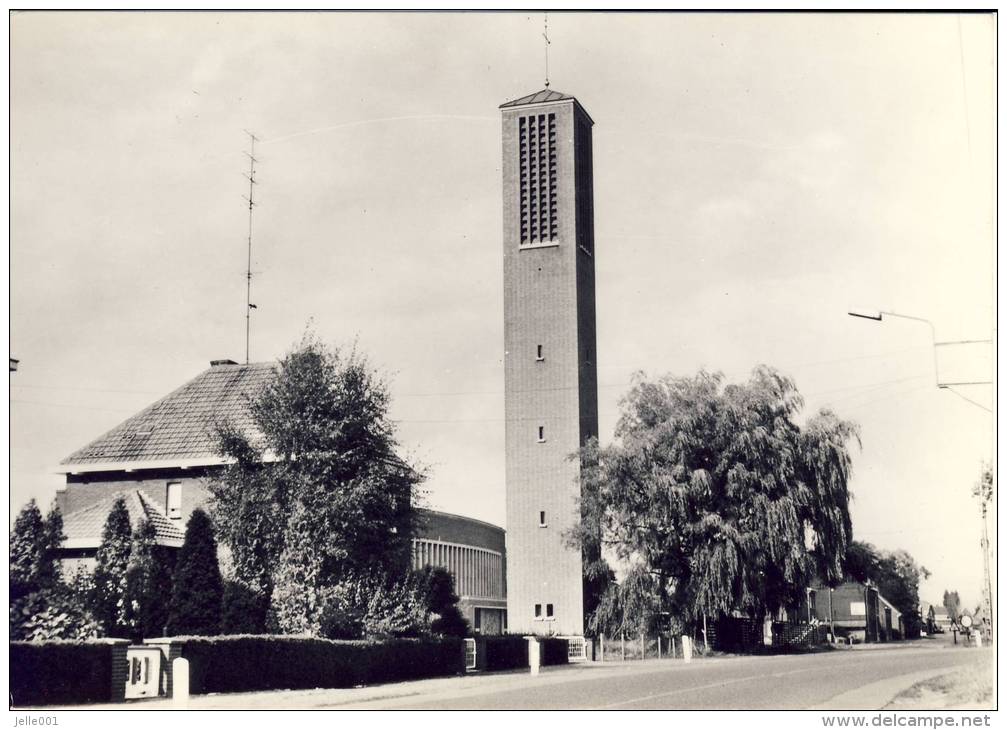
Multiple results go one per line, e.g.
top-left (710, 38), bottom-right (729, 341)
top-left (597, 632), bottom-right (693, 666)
top-left (208, 334), bottom-right (424, 637)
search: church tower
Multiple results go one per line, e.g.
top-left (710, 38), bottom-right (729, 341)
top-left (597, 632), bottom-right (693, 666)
top-left (500, 89), bottom-right (598, 636)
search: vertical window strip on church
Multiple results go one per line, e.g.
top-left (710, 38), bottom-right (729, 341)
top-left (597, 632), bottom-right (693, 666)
top-left (519, 113), bottom-right (557, 244)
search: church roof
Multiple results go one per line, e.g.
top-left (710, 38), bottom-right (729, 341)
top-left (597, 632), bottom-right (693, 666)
top-left (61, 361), bottom-right (276, 470)
top-left (499, 88), bottom-right (577, 108)
top-left (62, 489), bottom-right (185, 549)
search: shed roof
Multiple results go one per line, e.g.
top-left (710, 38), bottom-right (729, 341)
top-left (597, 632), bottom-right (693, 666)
top-left (61, 489), bottom-right (185, 549)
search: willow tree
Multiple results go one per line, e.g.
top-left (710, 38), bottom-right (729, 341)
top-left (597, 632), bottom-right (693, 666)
top-left (573, 366), bottom-right (859, 628)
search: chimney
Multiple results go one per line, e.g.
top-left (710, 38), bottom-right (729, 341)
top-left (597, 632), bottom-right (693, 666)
top-left (210, 359), bottom-right (239, 367)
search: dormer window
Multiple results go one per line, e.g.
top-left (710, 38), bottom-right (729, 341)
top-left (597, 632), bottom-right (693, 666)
top-left (166, 482), bottom-right (182, 520)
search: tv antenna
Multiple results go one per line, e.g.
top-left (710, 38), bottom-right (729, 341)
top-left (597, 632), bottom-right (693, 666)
top-left (242, 130), bottom-right (259, 364)
top-left (542, 13), bottom-right (551, 88)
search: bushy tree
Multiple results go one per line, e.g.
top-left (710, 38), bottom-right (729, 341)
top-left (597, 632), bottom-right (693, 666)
top-left (208, 334), bottom-right (425, 637)
top-left (846, 540), bottom-right (930, 637)
top-left (943, 590), bottom-right (962, 623)
top-left (270, 503), bottom-right (327, 634)
top-left (315, 573), bottom-right (430, 640)
top-left (221, 580), bottom-right (270, 635)
top-left (10, 572), bottom-right (100, 641)
top-left (9, 502), bottom-right (95, 641)
top-left (572, 367), bottom-right (860, 631)
top-left (414, 566), bottom-right (469, 637)
top-left (92, 497), bottom-right (133, 637)
top-left (10, 500), bottom-right (64, 601)
top-left (166, 509), bottom-right (222, 636)
top-left (125, 518), bottom-right (176, 639)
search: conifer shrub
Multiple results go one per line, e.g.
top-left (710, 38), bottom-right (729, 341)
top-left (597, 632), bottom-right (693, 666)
top-left (166, 509), bottom-right (223, 636)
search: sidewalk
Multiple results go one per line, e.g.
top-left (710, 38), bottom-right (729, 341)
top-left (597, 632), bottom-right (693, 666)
top-left (33, 656), bottom-right (729, 710)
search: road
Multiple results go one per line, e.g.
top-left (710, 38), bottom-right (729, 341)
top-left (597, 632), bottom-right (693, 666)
top-left (341, 644), bottom-right (990, 710)
top-left (99, 640), bottom-right (991, 711)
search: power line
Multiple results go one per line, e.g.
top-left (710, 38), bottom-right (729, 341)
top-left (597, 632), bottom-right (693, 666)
top-left (942, 386), bottom-right (992, 413)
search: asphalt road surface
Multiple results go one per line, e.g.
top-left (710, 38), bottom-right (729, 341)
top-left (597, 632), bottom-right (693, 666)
top-left (338, 645), bottom-right (990, 710)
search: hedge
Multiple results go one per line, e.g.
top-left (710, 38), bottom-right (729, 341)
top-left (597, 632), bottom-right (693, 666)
top-left (479, 635), bottom-right (528, 671)
top-left (539, 637), bottom-right (569, 666)
top-left (10, 641), bottom-right (115, 707)
top-left (176, 635), bottom-right (465, 694)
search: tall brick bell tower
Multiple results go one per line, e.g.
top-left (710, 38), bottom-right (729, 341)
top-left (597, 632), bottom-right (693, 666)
top-left (500, 88), bottom-right (598, 636)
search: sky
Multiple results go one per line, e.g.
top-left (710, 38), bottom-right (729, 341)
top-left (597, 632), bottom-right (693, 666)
top-left (9, 11), bottom-right (995, 610)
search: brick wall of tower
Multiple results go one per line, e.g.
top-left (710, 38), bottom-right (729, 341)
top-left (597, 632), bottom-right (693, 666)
top-left (502, 98), bottom-right (597, 636)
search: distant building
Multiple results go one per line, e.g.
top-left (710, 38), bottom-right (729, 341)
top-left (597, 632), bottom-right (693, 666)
top-left (500, 88), bottom-right (599, 637)
top-left (56, 359), bottom-right (507, 633)
top-left (812, 581), bottom-right (904, 642)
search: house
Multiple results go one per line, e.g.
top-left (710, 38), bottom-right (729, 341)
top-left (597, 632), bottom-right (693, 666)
top-left (56, 358), bottom-right (507, 633)
top-left (811, 581), bottom-right (904, 642)
top-left (932, 608), bottom-right (952, 633)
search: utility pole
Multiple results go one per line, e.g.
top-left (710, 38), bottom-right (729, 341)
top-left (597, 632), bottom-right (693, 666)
top-left (974, 462), bottom-right (994, 642)
top-left (242, 131), bottom-right (259, 364)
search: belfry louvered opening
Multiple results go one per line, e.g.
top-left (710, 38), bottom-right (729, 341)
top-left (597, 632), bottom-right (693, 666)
top-left (519, 113), bottom-right (558, 244)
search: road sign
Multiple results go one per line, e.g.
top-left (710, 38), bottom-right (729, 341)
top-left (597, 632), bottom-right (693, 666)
top-left (960, 615), bottom-right (973, 628)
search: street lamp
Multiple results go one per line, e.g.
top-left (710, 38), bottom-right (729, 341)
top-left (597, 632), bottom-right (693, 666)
top-left (848, 309), bottom-right (940, 387)
top-left (847, 309), bottom-right (993, 403)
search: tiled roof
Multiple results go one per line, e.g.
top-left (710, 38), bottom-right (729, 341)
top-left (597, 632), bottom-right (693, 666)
top-left (61, 362), bottom-right (276, 467)
top-left (499, 88), bottom-right (576, 108)
top-left (61, 490), bottom-right (185, 549)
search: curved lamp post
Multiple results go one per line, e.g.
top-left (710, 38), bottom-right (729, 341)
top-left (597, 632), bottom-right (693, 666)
top-left (847, 309), bottom-right (992, 405)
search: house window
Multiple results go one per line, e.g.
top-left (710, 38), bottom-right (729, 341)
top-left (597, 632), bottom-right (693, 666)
top-left (539, 510), bottom-right (547, 527)
top-left (546, 604), bottom-right (554, 619)
top-left (536, 344), bottom-right (544, 361)
top-left (166, 482), bottom-right (182, 520)
top-left (537, 426), bottom-right (545, 442)
top-left (534, 603), bottom-right (542, 619)
top-left (474, 608), bottom-right (482, 633)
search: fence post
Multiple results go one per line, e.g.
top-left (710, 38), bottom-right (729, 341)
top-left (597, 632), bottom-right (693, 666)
top-left (621, 632), bottom-right (626, 661)
top-left (527, 637), bottom-right (540, 676)
top-left (682, 635), bottom-right (693, 663)
top-left (658, 635), bottom-right (662, 659)
top-left (600, 633), bottom-right (605, 662)
top-left (171, 658), bottom-right (189, 706)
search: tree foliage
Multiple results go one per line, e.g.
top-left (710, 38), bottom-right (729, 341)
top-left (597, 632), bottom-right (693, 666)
top-left (10, 500), bottom-right (64, 601)
top-left (10, 567), bottom-right (100, 641)
top-left (414, 566), bottom-right (469, 637)
top-left (9, 500), bottom-right (95, 641)
top-left (942, 589), bottom-right (962, 623)
top-left (208, 334), bottom-right (424, 637)
top-left (92, 497), bottom-right (134, 637)
top-left (125, 518), bottom-right (176, 639)
top-left (572, 367), bottom-right (860, 629)
top-left (846, 540), bottom-right (930, 637)
top-left (166, 509), bottom-right (223, 636)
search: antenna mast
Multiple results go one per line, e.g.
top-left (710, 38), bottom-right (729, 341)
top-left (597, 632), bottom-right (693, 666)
top-left (242, 131), bottom-right (259, 364)
top-left (542, 13), bottom-right (551, 88)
